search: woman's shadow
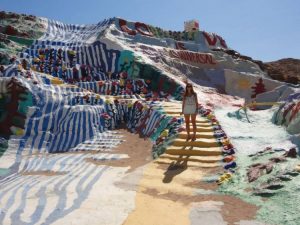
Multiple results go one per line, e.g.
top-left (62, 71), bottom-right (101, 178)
top-left (162, 155), bottom-right (189, 183)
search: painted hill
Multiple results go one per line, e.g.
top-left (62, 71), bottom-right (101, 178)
top-left (1, 11), bottom-right (299, 134)
top-left (0, 9), bottom-right (299, 161)
top-left (0, 11), bottom-right (298, 99)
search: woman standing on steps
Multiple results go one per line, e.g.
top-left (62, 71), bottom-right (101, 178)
top-left (181, 83), bottom-right (199, 141)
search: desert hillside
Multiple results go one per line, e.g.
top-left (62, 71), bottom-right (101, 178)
top-left (264, 58), bottom-right (300, 84)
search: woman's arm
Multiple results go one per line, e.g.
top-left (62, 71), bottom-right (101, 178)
top-left (182, 96), bottom-right (185, 114)
top-left (194, 94), bottom-right (199, 113)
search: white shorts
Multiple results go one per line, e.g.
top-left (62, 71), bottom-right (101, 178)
top-left (183, 105), bottom-right (197, 114)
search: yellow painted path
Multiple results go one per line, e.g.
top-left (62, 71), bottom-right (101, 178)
top-left (123, 101), bottom-right (223, 225)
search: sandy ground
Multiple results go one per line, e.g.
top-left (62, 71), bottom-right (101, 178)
top-left (86, 128), bottom-right (153, 172)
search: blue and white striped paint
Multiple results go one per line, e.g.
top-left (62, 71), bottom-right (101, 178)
top-left (1, 70), bottom-right (106, 153)
top-left (40, 18), bottom-right (114, 45)
top-left (0, 149), bottom-right (131, 225)
top-left (0, 68), bottom-right (178, 155)
top-left (22, 41), bottom-right (121, 74)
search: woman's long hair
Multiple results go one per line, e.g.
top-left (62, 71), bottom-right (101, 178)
top-left (184, 83), bottom-right (196, 97)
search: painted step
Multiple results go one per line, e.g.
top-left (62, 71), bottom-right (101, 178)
top-left (159, 154), bottom-right (222, 163)
top-left (172, 138), bottom-right (220, 148)
top-left (178, 132), bottom-right (215, 139)
top-left (162, 107), bottom-right (181, 110)
top-left (153, 106), bottom-right (181, 109)
top-left (154, 157), bottom-right (220, 168)
top-left (176, 124), bottom-right (214, 129)
top-left (165, 111), bottom-right (193, 114)
top-left (157, 111), bottom-right (208, 120)
top-left (165, 146), bottom-right (222, 156)
top-left (187, 127), bottom-right (214, 132)
top-left (164, 115), bottom-right (211, 124)
top-left (184, 123), bottom-right (212, 127)
top-left (195, 119), bottom-right (212, 123)
top-left (158, 103), bottom-right (181, 106)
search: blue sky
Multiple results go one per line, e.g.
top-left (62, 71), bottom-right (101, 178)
top-left (1, 0), bottom-right (300, 62)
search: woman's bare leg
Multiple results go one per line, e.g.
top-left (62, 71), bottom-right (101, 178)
top-left (184, 114), bottom-right (191, 141)
top-left (191, 114), bottom-right (197, 141)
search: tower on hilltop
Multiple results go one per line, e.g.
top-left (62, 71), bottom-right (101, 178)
top-left (184, 20), bottom-right (199, 32)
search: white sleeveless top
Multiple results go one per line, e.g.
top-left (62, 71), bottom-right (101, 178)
top-left (183, 95), bottom-right (197, 114)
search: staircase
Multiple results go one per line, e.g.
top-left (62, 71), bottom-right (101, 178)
top-left (154, 102), bottom-right (222, 168)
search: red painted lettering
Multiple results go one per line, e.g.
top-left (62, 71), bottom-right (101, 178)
top-left (175, 42), bottom-right (186, 50)
top-left (205, 55), bottom-right (216, 65)
top-left (203, 31), bottom-right (217, 46)
top-left (217, 35), bottom-right (228, 48)
top-left (196, 54), bottom-right (205, 64)
top-left (182, 52), bottom-right (189, 61)
top-left (199, 54), bottom-right (207, 63)
top-left (135, 22), bottom-right (153, 37)
top-left (203, 31), bottom-right (228, 49)
top-left (119, 19), bottom-right (136, 35)
top-left (189, 52), bottom-right (195, 62)
top-left (167, 49), bottom-right (217, 65)
top-left (169, 50), bottom-right (180, 59)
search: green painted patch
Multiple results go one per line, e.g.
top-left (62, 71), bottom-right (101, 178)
top-left (118, 50), bottom-right (140, 79)
top-left (0, 138), bottom-right (8, 158)
top-left (0, 168), bottom-right (10, 176)
top-left (7, 35), bottom-right (34, 46)
top-left (18, 92), bottom-right (33, 115)
top-left (217, 153), bottom-right (300, 225)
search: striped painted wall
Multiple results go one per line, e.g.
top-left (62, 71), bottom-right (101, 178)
top-left (40, 18), bottom-right (114, 44)
top-left (0, 16), bottom-right (186, 157)
top-left (273, 93), bottom-right (300, 134)
top-left (76, 79), bottom-right (147, 95)
top-left (0, 150), bottom-right (124, 224)
top-left (22, 40), bottom-right (121, 74)
top-left (1, 68), bottom-right (179, 155)
top-left (1, 70), bottom-right (107, 153)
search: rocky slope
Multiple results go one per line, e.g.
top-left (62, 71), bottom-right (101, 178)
top-left (264, 58), bottom-right (300, 85)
